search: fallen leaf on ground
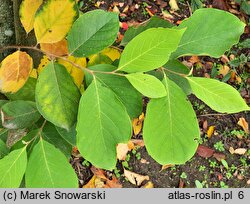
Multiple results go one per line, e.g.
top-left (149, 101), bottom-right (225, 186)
top-left (189, 56), bottom-right (200, 64)
top-left (132, 113), bottom-right (144, 135)
top-left (196, 145), bottom-right (214, 158)
top-left (83, 175), bottom-right (96, 188)
top-left (90, 166), bottom-right (122, 188)
top-left (213, 152), bottom-right (226, 161)
top-left (130, 139), bottom-right (145, 147)
top-left (169, 0), bottom-right (179, 11)
top-left (140, 158), bottom-right (149, 164)
top-left (234, 148), bottom-right (247, 155)
top-left (123, 169), bottom-right (149, 186)
top-left (161, 164), bottom-right (174, 171)
top-left (229, 147), bottom-right (235, 154)
top-left (179, 179), bottom-right (185, 188)
top-left (219, 65), bottom-right (230, 76)
top-left (116, 141), bottom-right (134, 161)
top-left (212, 0), bottom-right (229, 11)
top-left (207, 126), bottom-right (215, 138)
top-left (237, 117), bottom-right (249, 134)
top-left (142, 181), bottom-right (154, 188)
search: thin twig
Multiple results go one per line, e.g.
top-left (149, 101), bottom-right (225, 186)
top-left (162, 66), bottom-right (189, 77)
top-left (0, 45), bottom-right (125, 77)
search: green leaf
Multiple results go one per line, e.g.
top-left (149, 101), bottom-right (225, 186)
top-left (0, 129), bottom-right (8, 143)
top-left (77, 79), bottom-right (132, 170)
top-left (143, 77), bottom-right (200, 164)
top-left (172, 8), bottom-right (245, 58)
top-left (0, 140), bottom-right (9, 159)
top-left (42, 122), bottom-right (72, 158)
top-left (11, 129), bottom-right (40, 155)
top-left (187, 77), bottom-right (250, 113)
top-left (25, 139), bottom-right (78, 187)
top-left (5, 78), bottom-right (36, 101)
top-left (0, 147), bottom-right (27, 187)
top-left (68, 10), bottom-right (119, 57)
top-left (195, 180), bottom-right (203, 188)
top-left (86, 64), bottom-right (142, 118)
top-left (121, 16), bottom-right (173, 46)
top-left (36, 62), bottom-right (81, 130)
top-left (125, 73), bottom-right (167, 98)
top-left (118, 28), bottom-right (185, 73)
top-left (1, 100), bottom-right (41, 129)
top-left (56, 125), bottom-right (76, 146)
top-left (0, 100), bottom-right (8, 128)
top-left (163, 59), bottom-right (192, 95)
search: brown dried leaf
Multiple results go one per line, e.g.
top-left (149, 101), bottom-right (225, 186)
top-left (90, 166), bottom-right (122, 188)
top-left (234, 148), bottom-right (247, 155)
top-left (229, 146), bottom-right (235, 154)
top-left (212, 0), bottom-right (229, 11)
top-left (237, 117), bottom-right (249, 134)
top-left (213, 152), bottom-right (226, 161)
top-left (131, 139), bottom-right (145, 147)
top-left (123, 169), bottom-right (149, 186)
top-left (116, 143), bottom-right (129, 161)
top-left (196, 145), bottom-right (214, 158)
top-left (161, 164), bottom-right (174, 171)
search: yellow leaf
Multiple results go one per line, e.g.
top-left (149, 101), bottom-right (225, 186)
top-left (123, 169), bottom-right (149, 186)
top-left (37, 55), bottom-right (50, 74)
top-left (142, 181), bottom-right (154, 188)
top-left (88, 53), bottom-right (113, 66)
top-left (207, 126), bottom-right (215, 138)
top-left (219, 65), bottom-right (230, 76)
top-left (237, 117), bottom-right (249, 133)
top-left (88, 47), bottom-right (121, 66)
top-left (161, 164), bottom-right (174, 171)
top-left (0, 51), bottom-right (33, 93)
top-left (19, 0), bottom-right (43, 33)
top-left (83, 175), bottom-right (96, 188)
top-left (40, 39), bottom-right (68, 57)
top-left (58, 56), bottom-right (86, 88)
top-left (101, 47), bottom-right (121, 61)
top-left (30, 69), bottom-right (38, 79)
top-left (34, 0), bottom-right (78, 43)
top-left (132, 113), bottom-right (144, 136)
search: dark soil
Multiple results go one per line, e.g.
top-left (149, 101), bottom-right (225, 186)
top-left (74, 0), bottom-right (250, 188)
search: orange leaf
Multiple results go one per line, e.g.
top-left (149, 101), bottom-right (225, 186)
top-left (0, 51), bottom-right (33, 93)
top-left (237, 117), bottom-right (249, 133)
top-left (40, 39), bottom-right (68, 57)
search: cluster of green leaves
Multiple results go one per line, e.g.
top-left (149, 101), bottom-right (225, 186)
top-left (0, 0), bottom-right (249, 188)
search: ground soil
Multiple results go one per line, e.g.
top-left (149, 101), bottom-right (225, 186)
top-left (73, 0), bottom-right (250, 188)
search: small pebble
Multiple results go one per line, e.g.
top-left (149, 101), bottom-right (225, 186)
top-left (4, 30), bottom-right (14, 37)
